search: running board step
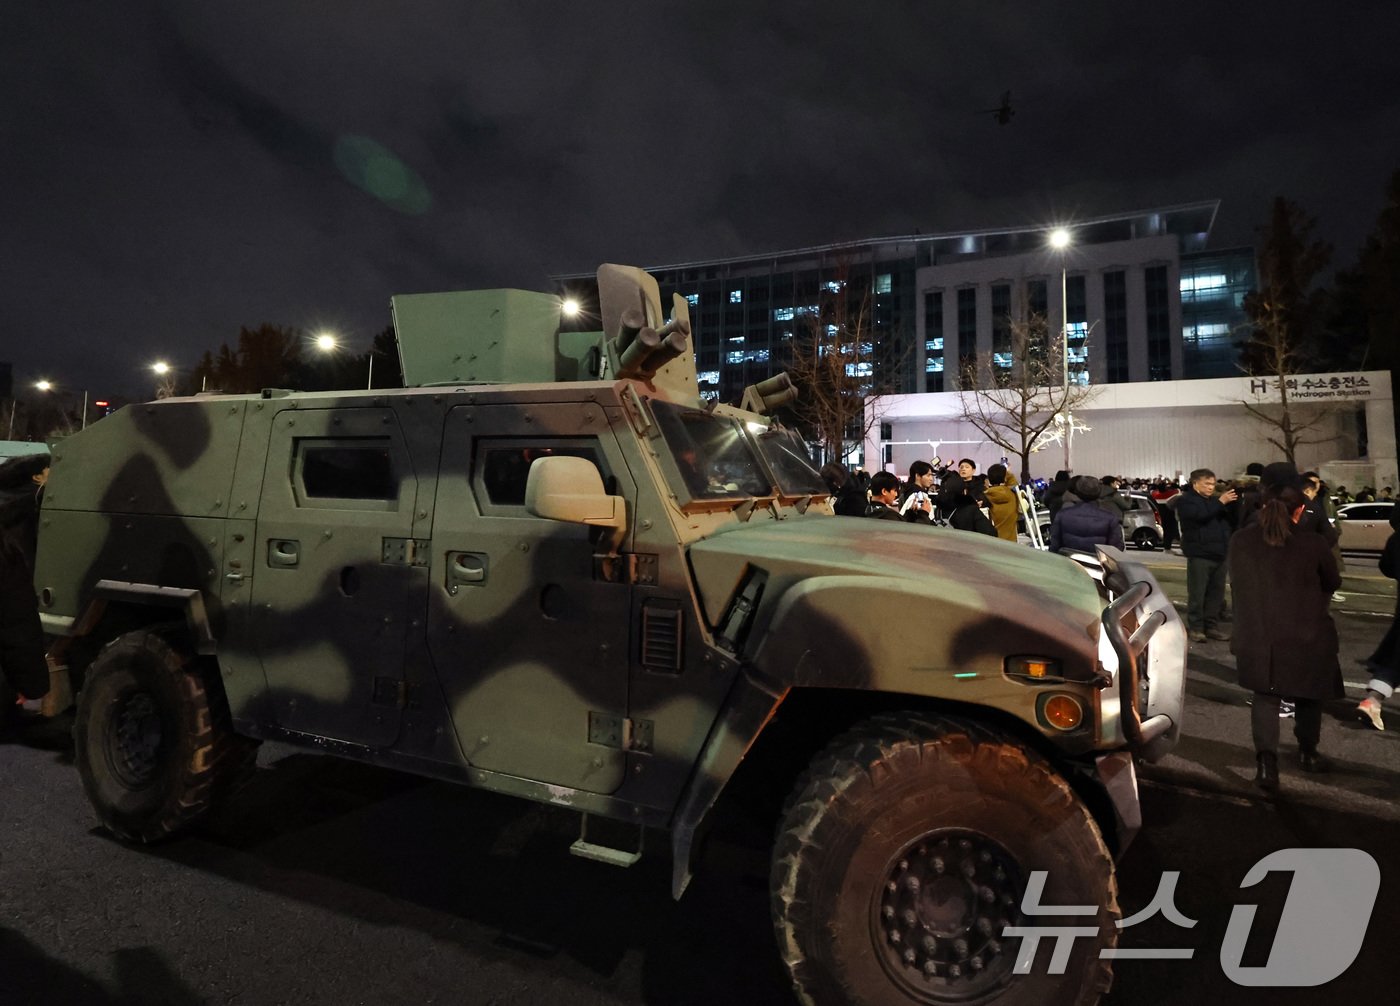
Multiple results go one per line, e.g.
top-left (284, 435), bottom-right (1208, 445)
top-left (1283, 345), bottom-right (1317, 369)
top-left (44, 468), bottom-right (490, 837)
top-left (569, 813), bottom-right (644, 867)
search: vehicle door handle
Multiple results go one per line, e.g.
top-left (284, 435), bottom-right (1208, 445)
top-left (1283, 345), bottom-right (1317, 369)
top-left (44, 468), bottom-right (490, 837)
top-left (268, 540), bottom-right (300, 568)
top-left (448, 552), bottom-right (488, 591)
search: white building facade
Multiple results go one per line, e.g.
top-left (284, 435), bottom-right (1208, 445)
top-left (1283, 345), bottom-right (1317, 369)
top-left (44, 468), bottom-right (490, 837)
top-left (865, 370), bottom-right (1397, 490)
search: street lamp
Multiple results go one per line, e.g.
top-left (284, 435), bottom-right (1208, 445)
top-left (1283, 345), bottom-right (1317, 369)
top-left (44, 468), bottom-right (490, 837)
top-left (34, 379), bottom-right (89, 430)
top-left (1048, 227), bottom-right (1073, 470)
top-left (313, 331), bottom-right (376, 389)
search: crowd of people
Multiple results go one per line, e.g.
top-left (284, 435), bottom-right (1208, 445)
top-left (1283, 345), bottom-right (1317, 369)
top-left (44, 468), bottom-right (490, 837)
top-left (821, 454), bottom-right (1399, 792)
top-left (4, 446), bottom-right (1396, 796)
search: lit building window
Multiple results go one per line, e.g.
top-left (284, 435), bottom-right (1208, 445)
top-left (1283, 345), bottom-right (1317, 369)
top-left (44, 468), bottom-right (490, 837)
top-left (824, 280), bottom-right (843, 293)
top-left (685, 293), bottom-right (700, 307)
top-left (1180, 274), bottom-right (1227, 294)
top-left (875, 274), bottom-right (892, 294)
top-left (846, 362), bottom-right (873, 377)
top-left (729, 290), bottom-right (743, 304)
top-left (925, 358), bottom-right (945, 373)
top-left (992, 353), bottom-right (1013, 369)
top-left (773, 306), bottom-right (795, 321)
top-left (926, 337), bottom-right (944, 351)
top-left (698, 370), bottom-right (720, 384)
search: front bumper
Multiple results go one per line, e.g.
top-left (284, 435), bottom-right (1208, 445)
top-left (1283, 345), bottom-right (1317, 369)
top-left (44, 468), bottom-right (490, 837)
top-left (1073, 546), bottom-right (1188, 764)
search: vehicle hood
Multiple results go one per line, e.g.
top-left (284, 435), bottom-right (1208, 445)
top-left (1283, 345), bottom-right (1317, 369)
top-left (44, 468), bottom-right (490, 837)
top-left (688, 517), bottom-right (1104, 681)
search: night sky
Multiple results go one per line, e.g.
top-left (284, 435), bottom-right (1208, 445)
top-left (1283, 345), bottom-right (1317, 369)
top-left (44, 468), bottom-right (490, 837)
top-left (5, 0), bottom-right (1399, 399)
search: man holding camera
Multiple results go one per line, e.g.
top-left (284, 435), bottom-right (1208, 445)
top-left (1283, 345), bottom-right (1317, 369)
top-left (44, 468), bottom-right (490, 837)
top-left (1177, 468), bottom-right (1238, 643)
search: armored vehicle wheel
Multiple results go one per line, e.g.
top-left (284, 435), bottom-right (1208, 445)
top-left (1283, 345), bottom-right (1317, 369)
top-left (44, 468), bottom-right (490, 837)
top-left (74, 628), bottom-right (258, 842)
top-left (1132, 529), bottom-right (1159, 551)
top-left (771, 712), bottom-right (1117, 1006)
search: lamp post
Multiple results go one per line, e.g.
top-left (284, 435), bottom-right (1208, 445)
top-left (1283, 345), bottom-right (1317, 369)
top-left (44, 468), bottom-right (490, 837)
top-left (1048, 227), bottom-right (1072, 470)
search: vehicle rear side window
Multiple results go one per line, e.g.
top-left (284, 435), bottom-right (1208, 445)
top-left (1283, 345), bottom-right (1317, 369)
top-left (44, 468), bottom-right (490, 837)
top-left (1347, 505), bottom-right (1389, 521)
top-left (300, 441), bottom-right (397, 500)
top-left (478, 441), bottom-right (608, 507)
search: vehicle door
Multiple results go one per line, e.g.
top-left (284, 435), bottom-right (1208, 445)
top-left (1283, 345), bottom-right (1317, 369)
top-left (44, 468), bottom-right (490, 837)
top-left (1339, 504), bottom-right (1391, 551)
top-left (426, 401), bottom-right (636, 794)
top-left (250, 407), bottom-right (420, 746)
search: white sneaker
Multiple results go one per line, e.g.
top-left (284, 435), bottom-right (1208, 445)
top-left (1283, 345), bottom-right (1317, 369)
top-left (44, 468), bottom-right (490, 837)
top-left (1278, 700), bottom-right (1295, 719)
top-left (1332, 592), bottom-right (1346, 603)
top-left (1358, 697), bottom-right (1385, 731)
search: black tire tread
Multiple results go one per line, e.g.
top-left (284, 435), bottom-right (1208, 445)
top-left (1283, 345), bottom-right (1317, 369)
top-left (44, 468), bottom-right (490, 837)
top-left (75, 628), bottom-right (259, 843)
top-left (771, 710), bottom-right (1118, 1006)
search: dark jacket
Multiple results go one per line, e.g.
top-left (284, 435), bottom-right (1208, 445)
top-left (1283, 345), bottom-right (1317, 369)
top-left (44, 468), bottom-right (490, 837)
top-left (1228, 523), bottom-right (1342, 700)
top-left (1240, 492), bottom-right (1339, 547)
top-left (1101, 487), bottom-right (1133, 514)
top-left (1049, 496), bottom-right (1124, 554)
top-left (1043, 478), bottom-right (1072, 520)
top-left (937, 476), bottom-right (995, 536)
top-left (1176, 489), bottom-right (1233, 560)
top-left (864, 502), bottom-right (907, 522)
top-left (833, 483), bottom-right (868, 517)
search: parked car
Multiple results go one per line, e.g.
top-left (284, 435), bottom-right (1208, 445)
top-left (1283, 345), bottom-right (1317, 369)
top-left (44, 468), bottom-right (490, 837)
top-left (1122, 492), bottom-right (1164, 550)
top-left (1336, 501), bottom-right (1396, 552)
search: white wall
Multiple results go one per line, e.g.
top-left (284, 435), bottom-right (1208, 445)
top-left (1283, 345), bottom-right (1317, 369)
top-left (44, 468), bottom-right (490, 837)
top-left (866, 370), bottom-right (1396, 486)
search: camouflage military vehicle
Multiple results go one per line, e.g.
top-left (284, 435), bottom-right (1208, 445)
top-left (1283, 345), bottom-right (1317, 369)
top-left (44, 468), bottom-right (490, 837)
top-left (35, 265), bottom-right (1186, 1005)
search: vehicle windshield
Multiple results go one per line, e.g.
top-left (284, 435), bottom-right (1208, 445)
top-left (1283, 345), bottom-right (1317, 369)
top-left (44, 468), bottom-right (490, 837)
top-left (652, 401), bottom-right (774, 501)
top-left (753, 426), bottom-right (827, 497)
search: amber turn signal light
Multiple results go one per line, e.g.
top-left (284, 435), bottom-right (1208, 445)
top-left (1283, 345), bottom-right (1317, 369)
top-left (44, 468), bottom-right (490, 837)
top-left (1042, 694), bottom-right (1085, 731)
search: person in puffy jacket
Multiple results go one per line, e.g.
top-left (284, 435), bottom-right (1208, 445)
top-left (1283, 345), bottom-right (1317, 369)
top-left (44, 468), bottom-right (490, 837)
top-left (981, 463), bottom-right (1020, 542)
top-left (1048, 475), bottom-right (1123, 554)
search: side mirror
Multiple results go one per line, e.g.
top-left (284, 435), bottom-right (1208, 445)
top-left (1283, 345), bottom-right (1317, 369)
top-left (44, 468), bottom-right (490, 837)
top-left (525, 456), bottom-right (626, 529)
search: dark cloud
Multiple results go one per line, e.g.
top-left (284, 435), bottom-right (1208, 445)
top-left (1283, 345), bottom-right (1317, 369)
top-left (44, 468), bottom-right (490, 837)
top-left (2, 0), bottom-right (1398, 397)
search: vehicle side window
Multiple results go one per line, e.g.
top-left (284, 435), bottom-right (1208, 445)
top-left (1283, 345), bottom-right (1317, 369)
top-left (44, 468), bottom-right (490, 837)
top-left (295, 439), bottom-right (399, 505)
top-left (1350, 505), bottom-right (1388, 521)
top-left (302, 444), bottom-right (396, 500)
top-left (477, 439), bottom-right (610, 508)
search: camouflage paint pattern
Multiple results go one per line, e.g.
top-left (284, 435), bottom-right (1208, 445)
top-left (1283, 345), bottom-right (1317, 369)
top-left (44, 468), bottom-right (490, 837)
top-left (33, 263), bottom-right (1186, 897)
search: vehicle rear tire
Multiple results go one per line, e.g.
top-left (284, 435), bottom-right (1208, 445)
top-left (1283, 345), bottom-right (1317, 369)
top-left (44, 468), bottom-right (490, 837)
top-left (771, 711), bottom-right (1117, 1006)
top-left (73, 627), bottom-right (259, 842)
top-left (1132, 529), bottom-right (1159, 551)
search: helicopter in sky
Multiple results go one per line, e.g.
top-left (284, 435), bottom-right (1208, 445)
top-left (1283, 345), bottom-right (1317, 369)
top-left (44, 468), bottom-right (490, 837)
top-left (980, 90), bottom-right (1016, 126)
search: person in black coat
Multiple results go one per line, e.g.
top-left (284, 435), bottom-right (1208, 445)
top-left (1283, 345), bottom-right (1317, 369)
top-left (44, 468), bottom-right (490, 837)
top-left (1229, 482), bottom-right (1342, 791)
top-left (936, 474), bottom-right (995, 536)
top-left (865, 471), bottom-right (932, 524)
top-left (1176, 468), bottom-right (1238, 642)
top-left (1042, 470), bottom-right (1072, 521)
top-left (1048, 476), bottom-right (1124, 554)
top-left (0, 453), bottom-right (51, 714)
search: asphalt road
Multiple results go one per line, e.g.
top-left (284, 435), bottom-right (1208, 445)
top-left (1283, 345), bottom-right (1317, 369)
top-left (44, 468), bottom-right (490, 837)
top-left (1, 559), bottom-right (1395, 1006)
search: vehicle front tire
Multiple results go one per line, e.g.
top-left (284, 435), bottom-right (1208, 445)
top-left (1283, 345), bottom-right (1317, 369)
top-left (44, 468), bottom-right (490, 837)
top-left (74, 627), bottom-right (258, 842)
top-left (1132, 529), bottom-right (1159, 551)
top-left (771, 712), bottom-right (1117, 1006)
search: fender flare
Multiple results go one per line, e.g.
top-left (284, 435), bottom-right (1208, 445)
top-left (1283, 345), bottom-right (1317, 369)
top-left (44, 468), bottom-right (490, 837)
top-left (65, 579), bottom-right (217, 656)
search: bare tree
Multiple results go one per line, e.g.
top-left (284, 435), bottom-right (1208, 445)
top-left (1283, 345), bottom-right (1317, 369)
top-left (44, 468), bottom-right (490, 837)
top-left (1239, 197), bottom-right (1336, 465)
top-left (957, 310), bottom-right (1097, 482)
top-left (786, 265), bottom-right (906, 465)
